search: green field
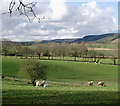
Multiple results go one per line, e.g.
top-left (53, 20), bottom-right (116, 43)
top-left (2, 57), bottom-right (118, 104)
top-left (86, 43), bottom-right (118, 49)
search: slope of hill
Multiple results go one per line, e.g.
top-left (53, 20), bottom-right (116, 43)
top-left (93, 33), bottom-right (119, 43)
top-left (40, 33), bottom-right (117, 44)
top-left (73, 33), bottom-right (117, 43)
top-left (1, 33), bottom-right (118, 44)
top-left (41, 38), bottom-right (76, 44)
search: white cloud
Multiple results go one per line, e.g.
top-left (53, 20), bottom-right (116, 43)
top-left (49, 0), bottom-right (67, 20)
top-left (58, 28), bottom-right (78, 34)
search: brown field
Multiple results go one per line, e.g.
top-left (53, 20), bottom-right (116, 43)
top-left (88, 48), bottom-right (118, 51)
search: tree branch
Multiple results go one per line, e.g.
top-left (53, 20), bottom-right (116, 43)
top-left (3, 0), bottom-right (45, 23)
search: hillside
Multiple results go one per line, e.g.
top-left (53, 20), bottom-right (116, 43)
top-left (74, 33), bottom-right (117, 43)
top-left (1, 33), bottom-right (118, 44)
top-left (40, 33), bottom-right (117, 44)
top-left (93, 33), bottom-right (119, 43)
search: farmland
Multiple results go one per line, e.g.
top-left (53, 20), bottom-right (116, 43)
top-left (2, 56), bottom-right (118, 104)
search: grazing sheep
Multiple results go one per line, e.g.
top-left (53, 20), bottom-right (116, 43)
top-left (36, 81), bottom-right (41, 87)
top-left (36, 80), bottom-right (45, 87)
top-left (44, 79), bottom-right (49, 87)
top-left (40, 80), bottom-right (45, 87)
top-left (97, 81), bottom-right (105, 86)
top-left (88, 81), bottom-right (93, 86)
top-left (44, 84), bottom-right (49, 88)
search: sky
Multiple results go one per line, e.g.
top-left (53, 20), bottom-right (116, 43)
top-left (0, 0), bottom-right (119, 42)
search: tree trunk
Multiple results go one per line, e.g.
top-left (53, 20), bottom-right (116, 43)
top-left (38, 54), bottom-right (41, 59)
top-left (113, 58), bottom-right (116, 65)
top-left (25, 55), bottom-right (28, 59)
top-left (51, 52), bottom-right (54, 60)
top-left (48, 56), bottom-right (50, 60)
top-left (74, 56), bottom-right (76, 61)
top-left (31, 79), bottom-right (36, 86)
top-left (94, 57), bottom-right (96, 62)
top-left (96, 58), bottom-right (101, 63)
top-left (63, 56), bottom-right (64, 60)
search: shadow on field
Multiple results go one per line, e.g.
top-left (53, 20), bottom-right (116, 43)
top-left (2, 88), bottom-right (118, 105)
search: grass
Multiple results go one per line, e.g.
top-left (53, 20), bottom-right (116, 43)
top-left (2, 56), bottom-right (119, 104)
top-left (86, 43), bottom-right (118, 49)
top-left (2, 57), bottom-right (22, 77)
top-left (2, 78), bottom-right (118, 104)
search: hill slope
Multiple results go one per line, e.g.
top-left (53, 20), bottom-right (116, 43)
top-left (1, 33), bottom-right (118, 44)
top-left (39, 33), bottom-right (117, 44)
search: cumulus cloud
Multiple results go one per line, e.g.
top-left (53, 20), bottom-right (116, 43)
top-left (1, 1), bottom-right (118, 41)
top-left (49, 0), bottom-right (67, 20)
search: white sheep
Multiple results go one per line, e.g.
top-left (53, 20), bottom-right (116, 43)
top-left (97, 81), bottom-right (105, 86)
top-left (88, 81), bottom-right (93, 86)
top-left (36, 81), bottom-right (41, 87)
top-left (44, 84), bottom-right (49, 88)
top-left (44, 79), bottom-right (49, 88)
top-left (36, 80), bottom-right (45, 87)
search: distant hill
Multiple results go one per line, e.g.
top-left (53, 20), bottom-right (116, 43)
top-left (93, 33), bottom-right (119, 43)
top-left (71, 33), bottom-right (117, 43)
top-left (40, 33), bottom-right (117, 44)
top-left (111, 38), bottom-right (120, 43)
top-left (40, 38), bottom-right (76, 44)
top-left (1, 33), bottom-right (118, 45)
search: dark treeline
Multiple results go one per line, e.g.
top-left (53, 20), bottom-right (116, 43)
top-left (1, 41), bottom-right (118, 64)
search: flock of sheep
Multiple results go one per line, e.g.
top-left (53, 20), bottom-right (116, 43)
top-left (88, 81), bottom-right (106, 87)
top-left (36, 61), bottom-right (106, 88)
top-left (36, 80), bottom-right (106, 87)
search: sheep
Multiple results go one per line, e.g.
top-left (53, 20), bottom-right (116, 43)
top-left (97, 81), bottom-right (105, 86)
top-left (44, 79), bottom-right (49, 88)
top-left (88, 81), bottom-right (93, 86)
top-left (44, 84), bottom-right (49, 88)
top-left (36, 81), bottom-right (41, 87)
top-left (40, 80), bottom-right (45, 87)
top-left (36, 80), bottom-right (45, 87)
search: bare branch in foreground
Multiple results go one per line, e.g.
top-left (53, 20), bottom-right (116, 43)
top-left (2, 0), bottom-right (45, 23)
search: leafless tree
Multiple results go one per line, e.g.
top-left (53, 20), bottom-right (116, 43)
top-left (3, 0), bottom-right (45, 22)
top-left (34, 44), bottom-right (44, 59)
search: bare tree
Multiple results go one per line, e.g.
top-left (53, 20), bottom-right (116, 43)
top-left (3, 0), bottom-right (45, 22)
top-left (34, 44), bottom-right (44, 59)
top-left (48, 43), bottom-right (57, 60)
top-left (69, 43), bottom-right (82, 61)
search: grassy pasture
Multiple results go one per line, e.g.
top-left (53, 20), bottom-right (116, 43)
top-left (2, 57), bottom-right (118, 104)
top-left (86, 43), bottom-right (118, 49)
top-left (28, 56), bottom-right (119, 65)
